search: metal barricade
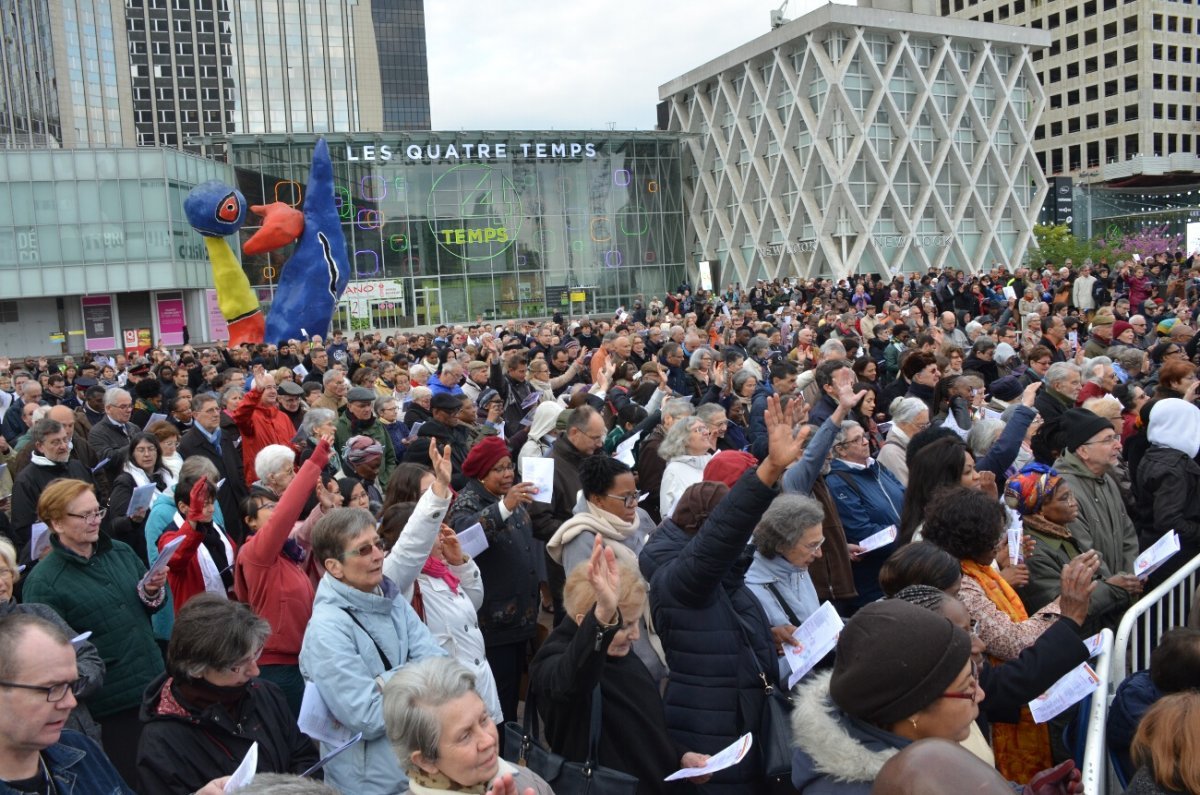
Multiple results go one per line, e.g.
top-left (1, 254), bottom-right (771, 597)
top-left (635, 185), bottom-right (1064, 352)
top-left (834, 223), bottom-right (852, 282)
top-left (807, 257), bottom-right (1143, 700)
top-left (1080, 628), bottom-right (1114, 795)
top-left (1110, 552), bottom-right (1200, 693)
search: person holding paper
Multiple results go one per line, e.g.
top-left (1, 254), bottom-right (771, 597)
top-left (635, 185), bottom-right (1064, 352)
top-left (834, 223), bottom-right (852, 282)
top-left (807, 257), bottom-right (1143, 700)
top-left (745, 494), bottom-right (828, 680)
top-left (530, 537), bottom-right (710, 793)
top-left (1005, 464), bottom-right (1142, 635)
top-left (136, 595), bottom-right (317, 795)
top-left (108, 432), bottom-right (176, 565)
top-left (158, 476), bottom-right (237, 612)
top-left (382, 658), bottom-right (553, 795)
top-left (1133, 397), bottom-right (1200, 587)
top-left (20, 479), bottom-right (168, 786)
top-left (445, 435), bottom-right (541, 723)
top-left (298, 507), bottom-right (447, 795)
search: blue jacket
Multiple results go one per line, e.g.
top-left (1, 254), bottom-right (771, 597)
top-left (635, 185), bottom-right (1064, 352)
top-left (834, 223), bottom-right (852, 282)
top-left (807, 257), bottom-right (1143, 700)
top-left (299, 573), bottom-right (447, 795)
top-left (824, 459), bottom-right (905, 611)
top-left (0, 730), bottom-right (134, 795)
top-left (639, 470), bottom-right (780, 795)
top-left (1107, 670), bottom-right (1160, 784)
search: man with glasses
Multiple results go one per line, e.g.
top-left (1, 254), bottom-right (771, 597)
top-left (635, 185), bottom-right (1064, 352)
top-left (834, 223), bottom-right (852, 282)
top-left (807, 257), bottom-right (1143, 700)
top-left (11, 419), bottom-right (93, 560)
top-left (1055, 409), bottom-right (1141, 579)
top-left (0, 614), bottom-right (136, 794)
top-left (179, 394), bottom-right (248, 544)
top-left (86, 388), bottom-right (140, 475)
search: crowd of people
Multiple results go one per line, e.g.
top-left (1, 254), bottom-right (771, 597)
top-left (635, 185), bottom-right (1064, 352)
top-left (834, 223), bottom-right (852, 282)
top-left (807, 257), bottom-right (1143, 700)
top-left (1, 252), bottom-right (1200, 794)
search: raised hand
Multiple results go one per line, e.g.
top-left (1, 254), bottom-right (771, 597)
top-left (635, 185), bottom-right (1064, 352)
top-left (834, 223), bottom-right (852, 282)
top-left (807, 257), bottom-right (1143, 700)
top-left (439, 524), bottom-right (465, 565)
top-left (1058, 550), bottom-right (1101, 625)
top-left (502, 482), bottom-right (537, 512)
top-left (186, 476), bottom-right (209, 524)
top-left (429, 441), bottom-right (453, 497)
top-left (1021, 381), bottom-right (1042, 407)
top-left (587, 535), bottom-right (621, 625)
top-left (758, 395), bottom-right (802, 485)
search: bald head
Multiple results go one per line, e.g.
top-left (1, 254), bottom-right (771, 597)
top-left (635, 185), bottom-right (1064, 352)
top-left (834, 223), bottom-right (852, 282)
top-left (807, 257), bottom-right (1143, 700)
top-left (871, 739), bottom-right (1013, 795)
top-left (46, 405), bottom-right (75, 438)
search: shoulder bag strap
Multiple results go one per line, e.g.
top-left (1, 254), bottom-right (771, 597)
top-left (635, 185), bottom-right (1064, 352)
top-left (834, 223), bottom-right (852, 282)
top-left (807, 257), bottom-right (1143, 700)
top-left (340, 607), bottom-right (394, 670)
top-left (764, 582), bottom-right (802, 627)
top-left (583, 684), bottom-right (604, 772)
top-left (720, 591), bottom-right (774, 696)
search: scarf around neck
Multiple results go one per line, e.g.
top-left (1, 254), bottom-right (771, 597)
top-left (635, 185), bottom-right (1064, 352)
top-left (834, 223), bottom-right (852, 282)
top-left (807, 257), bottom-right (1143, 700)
top-left (544, 499), bottom-right (638, 566)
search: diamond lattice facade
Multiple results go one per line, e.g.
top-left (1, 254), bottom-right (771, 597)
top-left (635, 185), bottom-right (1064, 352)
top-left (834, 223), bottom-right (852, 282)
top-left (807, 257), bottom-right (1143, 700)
top-left (659, 2), bottom-right (1052, 283)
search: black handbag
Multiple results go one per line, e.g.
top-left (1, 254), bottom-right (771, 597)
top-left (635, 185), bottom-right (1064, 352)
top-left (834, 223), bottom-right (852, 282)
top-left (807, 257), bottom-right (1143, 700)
top-left (501, 685), bottom-right (639, 795)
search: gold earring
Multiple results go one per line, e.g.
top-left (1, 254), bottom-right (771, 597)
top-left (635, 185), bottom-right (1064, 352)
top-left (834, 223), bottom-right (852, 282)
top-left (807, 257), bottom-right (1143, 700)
top-left (910, 717), bottom-right (919, 730)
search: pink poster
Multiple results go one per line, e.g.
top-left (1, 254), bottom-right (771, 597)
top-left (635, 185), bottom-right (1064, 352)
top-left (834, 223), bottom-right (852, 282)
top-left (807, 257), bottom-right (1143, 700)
top-left (206, 289), bottom-right (229, 342)
top-left (156, 292), bottom-right (186, 346)
top-left (81, 295), bottom-right (116, 351)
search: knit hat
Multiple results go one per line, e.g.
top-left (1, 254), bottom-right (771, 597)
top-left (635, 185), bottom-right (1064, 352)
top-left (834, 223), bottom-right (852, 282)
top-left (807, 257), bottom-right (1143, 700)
top-left (829, 599), bottom-right (972, 726)
top-left (475, 387), bottom-right (500, 408)
top-left (988, 375), bottom-right (1023, 403)
top-left (461, 435), bottom-right (510, 479)
top-left (670, 481), bottom-right (729, 535)
top-left (1004, 462), bottom-right (1063, 516)
top-left (702, 451), bottom-right (758, 488)
top-left (343, 436), bottom-right (384, 466)
top-left (1112, 321), bottom-right (1133, 340)
top-left (1059, 408), bottom-right (1114, 453)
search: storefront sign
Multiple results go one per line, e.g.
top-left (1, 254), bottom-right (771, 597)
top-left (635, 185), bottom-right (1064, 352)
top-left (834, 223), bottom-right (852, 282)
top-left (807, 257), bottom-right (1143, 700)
top-left (81, 296), bottom-right (116, 352)
top-left (123, 329), bottom-right (139, 355)
top-left (346, 142), bottom-right (598, 163)
top-left (156, 292), bottom-right (186, 346)
top-left (343, 280), bottom-right (405, 301)
top-left (206, 289), bottom-right (229, 343)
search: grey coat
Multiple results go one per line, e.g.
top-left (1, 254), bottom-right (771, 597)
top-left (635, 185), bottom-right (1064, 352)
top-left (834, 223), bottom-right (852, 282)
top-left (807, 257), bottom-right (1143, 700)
top-left (1055, 451), bottom-right (1140, 574)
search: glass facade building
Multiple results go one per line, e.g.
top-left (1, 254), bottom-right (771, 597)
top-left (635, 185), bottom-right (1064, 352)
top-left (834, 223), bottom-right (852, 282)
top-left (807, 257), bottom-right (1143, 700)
top-left (372, 0), bottom-right (431, 130)
top-left (0, 146), bottom-right (232, 355)
top-left (228, 132), bottom-right (686, 328)
top-left (0, 1), bottom-right (61, 148)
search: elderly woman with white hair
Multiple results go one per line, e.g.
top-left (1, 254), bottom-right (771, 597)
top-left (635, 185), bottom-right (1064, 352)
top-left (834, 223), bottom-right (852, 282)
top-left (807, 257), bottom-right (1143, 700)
top-left (383, 658), bottom-right (553, 795)
top-left (745, 494), bottom-right (828, 680)
top-left (300, 507), bottom-right (447, 795)
top-left (658, 416), bottom-right (714, 519)
top-left (876, 397), bottom-right (929, 486)
top-left (404, 385), bottom-right (434, 427)
top-left (254, 443), bottom-right (297, 497)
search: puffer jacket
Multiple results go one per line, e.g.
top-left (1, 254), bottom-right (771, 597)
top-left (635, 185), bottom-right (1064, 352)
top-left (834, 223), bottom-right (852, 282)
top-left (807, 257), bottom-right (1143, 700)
top-left (639, 469), bottom-right (780, 795)
top-left (790, 671), bottom-right (908, 795)
top-left (445, 478), bottom-right (540, 648)
top-left (824, 458), bottom-right (904, 611)
top-left (1133, 444), bottom-right (1200, 582)
top-left (299, 573), bottom-right (446, 795)
top-left (1055, 451), bottom-right (1140, 574)
top-left (0, 600), bottom-right (104, 740)
top-left (20, 533), bottom-right (164, 718)
top-left (136, 673), bottom-right (317, 795)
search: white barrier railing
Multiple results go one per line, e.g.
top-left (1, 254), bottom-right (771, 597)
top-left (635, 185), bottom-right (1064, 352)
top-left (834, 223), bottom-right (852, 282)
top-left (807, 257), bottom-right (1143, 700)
top-left (1110, 552), bottom-right (1200, 695)
top-left (1080, 628), bottom-right (1113, 795)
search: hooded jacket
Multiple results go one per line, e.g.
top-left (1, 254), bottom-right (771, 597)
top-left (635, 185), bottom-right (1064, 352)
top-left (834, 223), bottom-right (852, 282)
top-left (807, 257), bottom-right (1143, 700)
top-left (1135, 398), bottom-right (1200, 578)
top-left (1055, 451), bottom-right (1140, 574)
top-left (789, 671), bottom-right (907, 795)
top-left (299, 574), bottom-right (447, 795)
top-left (136, 674), bottom-right (317, 795)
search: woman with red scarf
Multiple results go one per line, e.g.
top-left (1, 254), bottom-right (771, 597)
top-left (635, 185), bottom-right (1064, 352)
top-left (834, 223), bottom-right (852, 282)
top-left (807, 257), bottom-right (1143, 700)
top-left (381, 440), bottom-right (504, 724)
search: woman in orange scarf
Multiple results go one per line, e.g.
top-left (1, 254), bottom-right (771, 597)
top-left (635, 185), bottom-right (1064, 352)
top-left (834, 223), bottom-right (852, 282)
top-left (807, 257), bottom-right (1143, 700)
top-left (923, 485), bottom-right (1097, 784)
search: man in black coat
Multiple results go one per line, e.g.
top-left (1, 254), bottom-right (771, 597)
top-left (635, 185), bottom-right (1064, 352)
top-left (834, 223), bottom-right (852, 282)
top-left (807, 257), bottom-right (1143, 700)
top-left (10, 418), bottom-right (93, 559)
top-left (178, 394), bottom-right (247, 544)
top-left (87, 388), bottom-right (141, 475)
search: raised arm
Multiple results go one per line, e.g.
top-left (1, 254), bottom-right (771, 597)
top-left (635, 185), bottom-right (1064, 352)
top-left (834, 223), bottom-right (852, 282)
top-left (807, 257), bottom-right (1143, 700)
top-left (383, 441), bottom-right (452, 595)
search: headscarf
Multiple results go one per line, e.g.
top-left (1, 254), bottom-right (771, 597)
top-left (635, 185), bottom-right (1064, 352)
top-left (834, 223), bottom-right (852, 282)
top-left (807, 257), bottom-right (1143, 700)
top-left (343, 436), bottom-right (384, 467)
top-left (1003, 462), bottom-right (1063, 517)
top-left (1147, 398), bottom-right (1200, 458)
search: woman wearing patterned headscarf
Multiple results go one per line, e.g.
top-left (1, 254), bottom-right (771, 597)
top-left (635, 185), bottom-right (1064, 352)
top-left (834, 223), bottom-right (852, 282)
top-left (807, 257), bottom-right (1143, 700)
top-left (1005, 463), bottom-right (1141, 636)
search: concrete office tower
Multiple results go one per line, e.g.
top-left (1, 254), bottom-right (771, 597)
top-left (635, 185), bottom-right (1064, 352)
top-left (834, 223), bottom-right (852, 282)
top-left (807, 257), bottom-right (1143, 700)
top-left (940, 0), bottom-right (1200, 183)
top-left (659, 0), bottom-right (1050, 282)
top-left (1, 0), bottom-right (134, 149)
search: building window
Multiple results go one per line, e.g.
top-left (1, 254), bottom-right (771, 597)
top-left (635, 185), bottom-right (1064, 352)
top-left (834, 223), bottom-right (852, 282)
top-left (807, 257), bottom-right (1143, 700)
top-left (0, 302), bottom-right (19, 323)
top-left (1104, 51), bottom-right (1117, 68)
top-left (1103, 21), bottom-right (1117, 38)
top-left (1066, 34), bottom-right (1079, 50)
top-left (1153, 73), bottom-right (1163, 88)
top-left (1124, 16), bottom-right (1138, 32)
top-left (1125, 133), bottom-right (1138, 157)
top-left (1065, 5), bottom-right (1078, 21)
top-left (1086, 112), bottom-right (1099, 129)
top-left (1086, 85), bottom-right (1098, 100)
top-left (1153, 13), bottom-right (1163, 28)
top-left (1125, 104), bottom-right (1138, 121)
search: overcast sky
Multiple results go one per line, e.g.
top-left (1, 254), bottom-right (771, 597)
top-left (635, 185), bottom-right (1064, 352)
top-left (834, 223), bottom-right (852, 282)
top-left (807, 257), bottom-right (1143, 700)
top-left (425, 0), bottom-right (850, 131)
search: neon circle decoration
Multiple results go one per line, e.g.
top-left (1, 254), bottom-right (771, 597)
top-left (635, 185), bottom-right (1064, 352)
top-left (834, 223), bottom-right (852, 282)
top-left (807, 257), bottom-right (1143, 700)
top-left (427, 164), bottom-right (524, 262)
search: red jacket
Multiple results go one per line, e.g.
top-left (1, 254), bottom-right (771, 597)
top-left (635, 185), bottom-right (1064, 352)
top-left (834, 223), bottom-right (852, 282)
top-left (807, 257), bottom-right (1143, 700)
top-left (233, 440), bottom-right (328, 666)
top-left (160, 512), bottom-right (238, 616)
top-left (233, 387), bottom-right (297, 485)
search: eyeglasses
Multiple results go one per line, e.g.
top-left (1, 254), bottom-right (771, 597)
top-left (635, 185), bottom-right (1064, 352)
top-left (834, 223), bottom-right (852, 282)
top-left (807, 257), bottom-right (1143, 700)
top-left (489, 463), bottom-right (516, 474)
top-left (1079, 435), bottom-right (1120, 446)
top-left (941, 660), bottom-right (980, 704)
top-left (65, 508), bottom-right (106, 524)
top-left (342, 538), bottom-right (386, 559)
top-left (227, 646), bottom-right (264, 676)
top-left (799, 537), bottom-right (826, 553)
top-left (0, 679), bottom-right (83, 703)
top-left (604, 492), bottom-right (640, 509)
